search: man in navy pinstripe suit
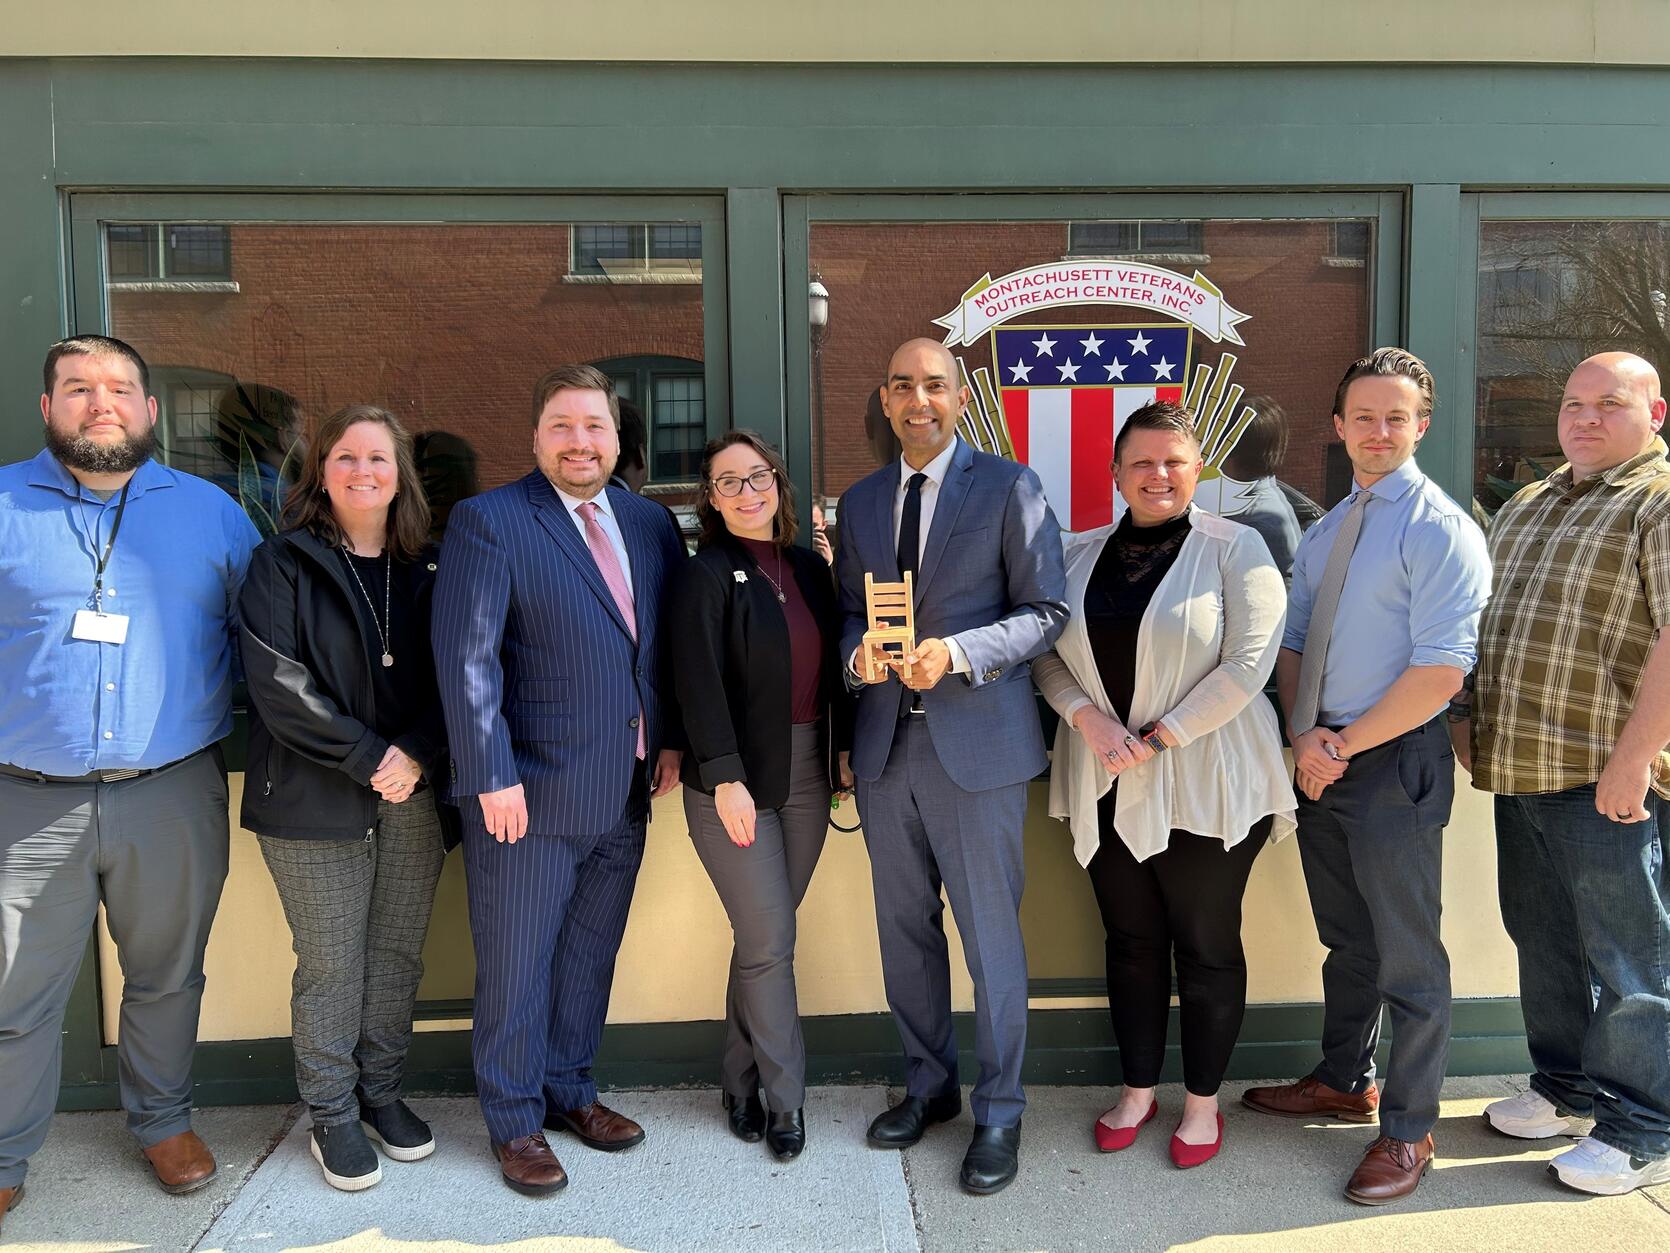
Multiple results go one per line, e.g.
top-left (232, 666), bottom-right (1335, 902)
top-left (433, 364), bottom-right (685, 1195)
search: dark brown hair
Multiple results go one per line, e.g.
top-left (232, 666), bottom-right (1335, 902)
top-left (43, 334), bottom-right (151, 396)
top-left (695, 429), bottom-right (798, 550)
top-left (530, 363), bottom-right (620, 429)
top-left (1113, 400), bottom-right (1199, 463)
top-left (283, 405), bottom-right (432, 561)
top-left (1332, 346), bottom-right (1435, 422)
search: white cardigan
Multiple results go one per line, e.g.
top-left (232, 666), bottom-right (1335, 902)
top-left (1034, 507), bottom-right (1298, 866)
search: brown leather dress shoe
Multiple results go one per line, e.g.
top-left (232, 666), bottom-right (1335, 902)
top-left (1345, 1133), bottom-right (1435, 1205)
top-left (492, 1133), bottom-right (569, 1195)
top-left (143, 1129), bottom-right (218, 1194)
top-left (0, 1183), bottom-right (22, 1236)
top-left (545, 1101), bottom-right (645, 1152)
top-left (1242, 1076), bottom-right (1379, 1123)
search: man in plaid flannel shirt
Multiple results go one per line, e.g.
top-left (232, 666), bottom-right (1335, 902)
top-left (1459, 351), bottom-right (1670, 1196)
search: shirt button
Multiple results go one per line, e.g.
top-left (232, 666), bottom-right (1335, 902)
top-left (105, 588), bottom-right (115, 597)
top-left (106, 682), bottom-right (116, 691)
top-left (629, 716), bottom-right (640, 728)
top-left (103, 731), bottom-right (113, 739)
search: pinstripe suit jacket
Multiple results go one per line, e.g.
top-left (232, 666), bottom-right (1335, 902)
top-left (837, 439), bottom-right (1068, 791)
top-left (432, 472), bottom-right (687, 837)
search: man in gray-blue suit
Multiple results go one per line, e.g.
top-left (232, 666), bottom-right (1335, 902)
top-left (838, 338), bottom-right (1067, 1195)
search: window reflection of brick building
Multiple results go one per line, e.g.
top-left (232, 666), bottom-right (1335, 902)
top-left (809, 220), bottom-right (1370, 509)
top-left (108, 223), bottom-right (705, 502)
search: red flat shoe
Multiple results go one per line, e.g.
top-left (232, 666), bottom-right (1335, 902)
top-left (1094, 1101), bottom-right (1158, 1152)
top-left (1169, 1112), bottom-right (1225, 1169)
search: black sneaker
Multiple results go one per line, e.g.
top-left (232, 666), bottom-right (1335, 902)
top-left (310, 1121), bottom-right (382, 1191)
top-left (359, 1099), bottom-right (436, 1162)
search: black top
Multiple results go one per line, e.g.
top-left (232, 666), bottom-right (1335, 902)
top-left (238, 528), bottom-right (459, 846)
top-left (339, 548), bottom-right (425, 747)
top-left (669, 535), bottom-right (853, 808)
top-left (1084, 511), bottom-right (1193, 724)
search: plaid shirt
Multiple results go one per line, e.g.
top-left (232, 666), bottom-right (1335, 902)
top-left (1473, 437), bottom-right (1670, 797)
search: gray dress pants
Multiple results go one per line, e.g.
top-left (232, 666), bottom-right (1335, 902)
top-left (258, 793), bottom-right (446, 1125)
top-left (683, 722), bottom-right (830, 1112)
top-left (0, 748), bottom-right (230, 1188)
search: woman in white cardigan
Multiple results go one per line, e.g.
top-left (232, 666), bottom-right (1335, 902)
top-left (1034, 402), bottom-right (1297, 1170)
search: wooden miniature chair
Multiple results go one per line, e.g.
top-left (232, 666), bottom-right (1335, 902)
top-left (861, 571), bottom-right (916, 684)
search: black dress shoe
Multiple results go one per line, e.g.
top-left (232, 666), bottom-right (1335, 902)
top-left (960, 1122), bottom-right (1020, 1195)
top-left (866, 1091), bottom-right (962, 1148)
top-left (766, 1108), bottom-right (805, 1161)
top-left (722, 1091), bottom-right (766, 1143)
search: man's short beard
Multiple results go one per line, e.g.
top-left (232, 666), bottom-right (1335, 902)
top-left (44, 423), bottom-right (157, 475)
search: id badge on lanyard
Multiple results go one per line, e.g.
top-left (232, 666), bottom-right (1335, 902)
top-left (71, 481), bottom-right (132, 645)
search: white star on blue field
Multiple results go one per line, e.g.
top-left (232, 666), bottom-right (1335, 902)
top-left (995, 325), bottom-right (1189, 388)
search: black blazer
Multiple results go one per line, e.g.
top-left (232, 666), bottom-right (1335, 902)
top-left (239, 527), bottom-right (461, 847)
top-left (669, 536), bottom-right (852, 809)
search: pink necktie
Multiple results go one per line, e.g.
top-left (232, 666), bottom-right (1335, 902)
top-left (578, 501), bottom-right (645, 759)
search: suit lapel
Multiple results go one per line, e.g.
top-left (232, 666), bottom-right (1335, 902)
top-left (873, 466), bottom-right (900, 578)
top-left (525, 473), bottom-right (634, 640)
top-left (611, 487), bottom-right (653, 621)
top-left (912, 440), bottom-right (974, 606)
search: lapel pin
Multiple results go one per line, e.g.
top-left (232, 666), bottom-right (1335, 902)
top-left (733, 570), bottom-right (748, 583)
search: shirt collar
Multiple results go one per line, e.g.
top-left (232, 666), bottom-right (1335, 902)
top-left (1353, 456), bottom-right (1423, 504)
top-left (899, 438), bottom-right (961, 492)
top-left (25, 447), bottom-right (173, 502)
top-left (556, 484), bottom-right (613, 521)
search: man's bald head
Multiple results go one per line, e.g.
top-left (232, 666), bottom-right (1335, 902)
top-left (1559, 351), bottom-right (1669, 481)
top-left (880, 338), bottom-right (969, 469)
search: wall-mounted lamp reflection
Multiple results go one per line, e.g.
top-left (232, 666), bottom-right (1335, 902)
top-left (809, 276), bottom-right (831, 341)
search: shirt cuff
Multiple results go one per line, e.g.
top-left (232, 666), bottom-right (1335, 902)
top-left (946, 638), bottom-right (971, 677)
top-left (1060, 697), bottom-right (1093, 728)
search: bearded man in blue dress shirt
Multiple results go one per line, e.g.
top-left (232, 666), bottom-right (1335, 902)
top-left (0, 336), bottom-right (259, 1231)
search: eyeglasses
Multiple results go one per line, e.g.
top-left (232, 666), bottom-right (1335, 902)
top-left (711, 468), bottom-right (778, 497)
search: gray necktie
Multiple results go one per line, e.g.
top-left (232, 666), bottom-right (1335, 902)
top-left (1290, 488), bottom-right (1372, 735)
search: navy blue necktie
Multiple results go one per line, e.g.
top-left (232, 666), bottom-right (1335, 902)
top-left (897, 472), bottom-right (927, 578)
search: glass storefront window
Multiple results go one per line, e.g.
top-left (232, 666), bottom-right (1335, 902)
top-left (807, 217), bottom-right (1377, 580)
top-left (1474, 219), bottom-right (1670, 520)
top-left (102, 220), bottom-right (710, 539)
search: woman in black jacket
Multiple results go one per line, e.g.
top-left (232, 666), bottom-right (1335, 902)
top-left (239, 404), bottom-right (459, 1192)
top-left (671, 430), bottom-right (852, 1163)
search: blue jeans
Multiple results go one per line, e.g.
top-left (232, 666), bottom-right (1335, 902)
top-left (1495, 785), bottom-right (1670, 1160)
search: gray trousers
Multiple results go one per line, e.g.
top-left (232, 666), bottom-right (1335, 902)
top-left (858, 716), bottom-right (1030, 1129)
top-left (258, 794), bottom-right (446, 1125)
top-left (684, 722), bottom-right (830, 1112)
top-left (1295, 718), bottom-right (1454, 1142)
top-left (0, 749), bottom-right (229, 1187)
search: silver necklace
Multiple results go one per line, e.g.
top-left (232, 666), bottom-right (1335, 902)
top-left (754, 549), bottom-right (787, 604)
top-left (341, 545), bottom-right (394, 667)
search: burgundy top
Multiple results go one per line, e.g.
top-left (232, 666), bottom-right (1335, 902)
top-left (739, 536), bottom-right (823, 724)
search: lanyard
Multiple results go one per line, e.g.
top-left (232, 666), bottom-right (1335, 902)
top-left (83, 481), bottom-right (132, 612)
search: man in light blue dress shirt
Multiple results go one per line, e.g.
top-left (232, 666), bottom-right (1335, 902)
top-left (0, 336), bottom-right (259, 1223)
top-left (1242, 348), bottom-right (1491, 1206)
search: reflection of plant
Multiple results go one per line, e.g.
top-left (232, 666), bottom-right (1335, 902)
top-left (1183, 353), bottom-right (1257, 482)
top-left (238, 434), bottom-right (303, 538)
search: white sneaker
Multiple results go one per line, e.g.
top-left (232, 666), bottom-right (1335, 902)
top-left (1485, 1089), bottom-right (1596, 1139)
top-left (1550, 1136), bottom-right (1670, 1195)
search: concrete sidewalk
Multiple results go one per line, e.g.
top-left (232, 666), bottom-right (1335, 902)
top-left (7, 1078), bottom-right (1670, 1251)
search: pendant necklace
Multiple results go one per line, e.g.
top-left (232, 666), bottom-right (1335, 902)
top-left (341, 545), bottom-right (395, 667)
top-left (755, 550), bottom-right (788, 604)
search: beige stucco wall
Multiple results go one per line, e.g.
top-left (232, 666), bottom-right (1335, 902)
top-left (8, 1), bottom-right (1670, 65)
top-left (99, 766), bottom-right (1516, 1043)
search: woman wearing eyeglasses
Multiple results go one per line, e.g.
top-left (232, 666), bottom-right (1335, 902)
top-left (669, 430), bottom-right (852, 1163)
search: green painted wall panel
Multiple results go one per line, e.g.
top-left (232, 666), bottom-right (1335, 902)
top-left (0, 63), bottom-right (65, 441)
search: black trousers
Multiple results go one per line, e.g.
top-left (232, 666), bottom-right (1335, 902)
top-left (1088, 794), bottom-right (1271, 1095)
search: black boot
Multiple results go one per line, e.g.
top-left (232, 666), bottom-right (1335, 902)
top-left (960, 1122), bottom-right (1020, 1195)
top-left (722, 1091), bottom-right (766, 1143)
top-left (310, 1121), bottom-right (382, 1192)
top-left (866, 1091), bottom-right (962, 1148)
top-left (766, 1108), bottom-right (805, 1161)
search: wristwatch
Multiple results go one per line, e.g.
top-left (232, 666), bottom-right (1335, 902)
top-left (1136, 722), bottom-right (1168, 754)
